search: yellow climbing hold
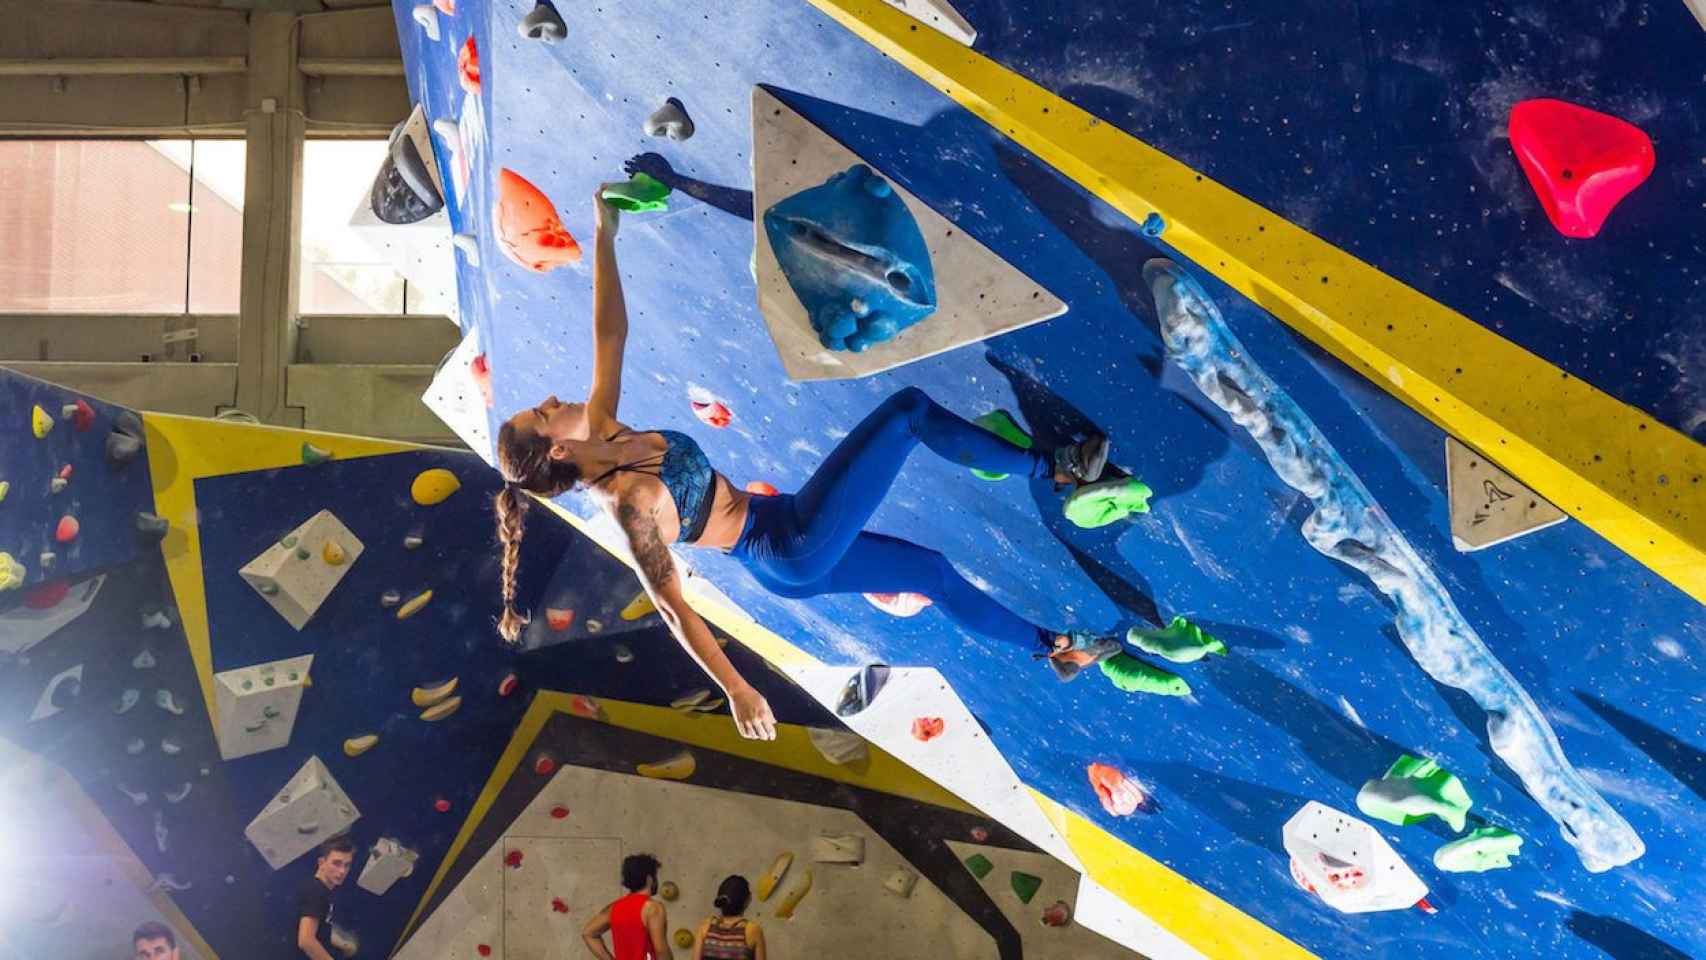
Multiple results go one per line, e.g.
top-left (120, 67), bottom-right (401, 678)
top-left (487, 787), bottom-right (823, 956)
top-left (755, 851), bottom-right (793, 901)
top-left (411, 677), bottom-right (459, 707)
top-left (411, 468), bottom-right (461, 506)
top-left (774, 869), bottom-right (813, 919)
top-left (343, 735), bottom-right (379, 757)
top-left (322, 540), bottom-right (347, 566)
top-left (419, 695), bottom-right (462, 722)
top-left (31, 405), bottom-right (53, 439)
top-left (659, 881), bottom-right (679, 902)
top-left (672, 930), bottom-right (694, 949)
top-left (0, 480), bottom-right (9, 503)
top-left (397, 590), bottom-right (433, 620)
top-left (620, 591), bottom-right (657, 621)
top-left (0, 552), bottom-right (24, 591)
top-left (636, 750), bottom-right (695, 781)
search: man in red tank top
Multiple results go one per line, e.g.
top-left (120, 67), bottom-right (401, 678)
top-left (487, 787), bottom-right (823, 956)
top-left (581, 853), bottom-right (674, 960)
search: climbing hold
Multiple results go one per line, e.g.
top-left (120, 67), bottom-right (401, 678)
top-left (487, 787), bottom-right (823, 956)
top-left (659, 880), bottom-right (679, 901)
top-left (643, 97), bottom-right (695, 141)
top-left (498, 672), bottom-right (520, 697)
top-left (118, 783), bottom-right (149, 806)
top-left (115, 688), bottom-right (140, 714)
top-left (106, 411), bottom-right (145, 467)
top-left (835, 663), bottom-right (891, 717)
top-left (257, 580), bottom-right (279, 596)
top-left (586, 618), bottom-right (604, 633)
top-left (132, 649), bottom-right (156, 670)
top-left (963, 854), bottom-right (994, 880)
top-left (863, 592), bottom-right (933, 617)
top-left (301, 442), bottom-right (332, 466)
top-left (1041, 900), bottom-right (1072, 927)
top-left (693, 697), bottom-right (726, 713)
top-left (321, 540), bottom-right (347, 566)
top-left (636, 750), bottom-right (695, 781)
top-left (64, 399), bottom-right (95, 432)
top-left (621, 591), bottom-right (657, 621)
top-left (1065, 477), bottom-right (1153, 528)
top-left (969, 827), bottom-right (989, 842)
top-left (457, 36), bottom-right (479, 94)
top-left (410, 3), bottom-right (439, 40)
top-left (495, 168), bottom-right (581, 272)
top-left (613, 643), bottom-right (634, 664)
top-left (470, 353), bottom-right (494, 408)
top-left (773, 870), bottom-right (813, 919)
top-left (533, 753), bottom-right (557, 776)
top-left (883, 868), bottom-right (918, 898)
top-left (505, 849), bottom-right (524, 869)
top-left (1099, 654), bottom-right (1190, 696)
top-left (397, 589), bottom-right (433, 619)
top-left (745, 481), bottom-right (779, 496)
top-left (812, 835), bottom-right (864, 865)
top-left (1283, 801), bottom-right (1429, 914)
top-left (419, 695), bottom-right (462, 721)
top-left (672, 929), bottom-right (694, 949)
top-left (1140, 212), bottom-right (1166, 238)
top-left (155, 688), bottom-right (186, 715)
top-left (477, 947), bottom-right (491, 958)
top-left (343, 735), bottom-right (379, 757)
top-left (1087, 763), bottom-right (1147, 816)
top-left (1433, 826), bottom-right (1523, 873)
top-left (125, 738), bottom-right (146, 755)
top-left (970, 410), bottom-right (1033, 480)
top-left (755, 852), bottom-right (793, 901)
top-left (453, 233), bottom-right (481, 266)
top-left (412, 677), bottom-right (459, 707)
top-left (550, 805), bottom-right (569, 819)
top-left (434, 797), bottom-right (452, 813)
top-left (566, 694), bottom-right (602, 719)
top-left (411, 467), bottom-right (461, 505)
top-left (165, 782), bottom-right (193, 804)
top-left (295, 546), bottom-right (311, 560)
top-left (0, 480), bottom-right (8, 503)
top-left (24, 578), bottom-right (66, 609)
top-left (31, 404), bottom-right (54, 438)
top-left (670, 689), bottom-right (712, 711)
top-left (38, 551), bottom-right (55, 570)
top-left (764, 164), bottom-right (938, 353)
top-left (432, 0), bottom-right (453, 13)
top-left (404, 533), bottom-right (424, 549)
top-left (1010, 871), bottom-right (1042, 905)
top-left (518, 1), bottom-right (566, 42)
top-left (160, 737), bottom-right (183, 756)
top-left (601, 172), bottom-right (672, 213)
top-left (57, 464), bottom-right (73, 481)
top-left (1508, 98), bottom-right (1655, 238)
top-left (546, 607), bottom-right (575, 631)
top-left (0, 553), bottom-right (23, 592)
top-left (49, 477), bottom-right (68, 495)
top-left (1356, 755), bottom-right (1472, 833)
top-left (1127, 615), bottom-right (1225, 663)
top-left (141, 606), bottom-right (173, 630)
top-left (380, 590), bottom-right (401, 607)
top-left (910, 717), bottom-right (945, 742)
top-left (135, 513), bottom-right (170, 541)
top-left (691, 399), bottom-right (732, 429)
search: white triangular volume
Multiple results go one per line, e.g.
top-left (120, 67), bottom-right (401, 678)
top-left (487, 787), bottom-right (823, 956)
top-left (881, 0), bottom-right (977, 45)
top-left (244, 756), bottom-right (360, 871)
top-left (1281, 801), bottom-right (1427, 914)
top-left (213, 654), bottom-right (314, 760)
top-left (751, 87), bottom-right (1067, 381)
top-left (790, 666), bottom-right (1081, 870)
top-left (348, 103), bottom-right (460, 319)
top-left (0, 575), bottom-right (104, 656)
top-left (1445, 438), bottom-right (1565, 551)
top-left (394, 842), bottom-right (504, 959)
top-left (422, 329), bottom-right (494, 466)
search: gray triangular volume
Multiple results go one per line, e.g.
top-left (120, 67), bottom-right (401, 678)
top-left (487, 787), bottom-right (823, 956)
top-left (750, 87), bottom-right (1065, 381)
top-left (1446, 437), bottom-right (1567, 551)
top-left (881, 0), bottom-right (977, 45)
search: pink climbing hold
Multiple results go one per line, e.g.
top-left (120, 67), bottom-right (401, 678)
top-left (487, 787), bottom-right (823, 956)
top-left (471, 353), bottom-right (494, 408)
top-left (1508, 98), bottom-right (1655, 238)
top-left (864, 592), bottom-right (933, 618)
top-left (505, 849), bottom-right (524, 869)
top-left (434, 797), bottom-right (452, 813)
top-left (550, 805), bottom-right (570, 819)
top-left (457, 36), bottom-right (480, 94)
top-left (55, 516), bottom-right (79, 544)
top-left (24, 580), bottom-right (69, 610)
top-left (57, 464), bottom-right (73, 480)
top-left (745, 481), bottom-right (779, 496)
top-left (498, 672), bottom-right (520, 697)
top-left (551, 897), bottom-right (569, 914)
top-left (1087, 763), bottom-right (1146, 817)
top-left (691, 400), bottom-right (732, 429)
top-left (969, 827), bottom-right (989, 842)
top-left (911, 717), bottom-right (945, 742)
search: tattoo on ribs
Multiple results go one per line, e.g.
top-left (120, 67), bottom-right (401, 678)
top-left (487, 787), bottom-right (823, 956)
top-left (619, 504), bottom-right (676, 588)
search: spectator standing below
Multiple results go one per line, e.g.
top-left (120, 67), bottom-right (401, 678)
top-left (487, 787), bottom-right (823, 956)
top-left (694, 876), bottom-right (766, 960)
top-left (132, 921), bottom-right (179, 960)
top-left (296, 836), bottom-right (356, 959)
top-left (582, 853), bottom-right (674, 960)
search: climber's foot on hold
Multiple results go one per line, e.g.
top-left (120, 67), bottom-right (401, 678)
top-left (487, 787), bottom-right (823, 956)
top-left (1043, 632), bottom-right (1123, 682)
top-left (1052, 434), bottom-right (1108, 487)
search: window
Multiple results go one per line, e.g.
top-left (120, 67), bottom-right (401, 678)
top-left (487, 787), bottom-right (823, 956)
top-left (0, 140), bottom-right (246, 313)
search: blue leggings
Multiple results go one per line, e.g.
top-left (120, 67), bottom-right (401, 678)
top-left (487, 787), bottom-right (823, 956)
top-left (730, 387), bottom-right (1055, 651)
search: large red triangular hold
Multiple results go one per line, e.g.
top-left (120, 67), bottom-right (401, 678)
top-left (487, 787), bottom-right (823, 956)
top-left (1508, 98), bottom-right (1655, 238)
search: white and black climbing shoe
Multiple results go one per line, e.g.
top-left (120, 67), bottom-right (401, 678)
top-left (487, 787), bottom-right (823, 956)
top-left (1053, 434), bottom-right (1109, 485)
top-left (835, 663), bottom-right (892, 717)
top-left (1044, 632), bottom-right (1124, 682)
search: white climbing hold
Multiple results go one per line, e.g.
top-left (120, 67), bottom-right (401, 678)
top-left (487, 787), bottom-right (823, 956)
top-left (161, 738), bottom-right (183, 756)
top-left (1282, 801), bottom-right (1427, 914)
top-left (116, 688), bottom-right (140, 714)
top-left (148, 873), bottom-right (192, 893)
top-left (155, 688), bottom-right (186, 715)
top-left (132, 649), bottom-right (157, 670)
top-left (165, 782), bottom-right (194, 804)
top-left (453, 233), bottom-right (480, 266)
top-left (141, 608), bottom-right (173, 630)
top-left (517, 0), bottom-right (566, 41)
top-left (644, 98), bottom-right (695, 141)
top-left (30, 664), bottom-right (82, 722)
top-left (411, 3), bottom-right (440, 40)
top-left (118, 783), bottom-right (148, 806)
top-left (126, 738), bottom-right (146, 755)
top-left (154, 809), bottom-right (168, 853)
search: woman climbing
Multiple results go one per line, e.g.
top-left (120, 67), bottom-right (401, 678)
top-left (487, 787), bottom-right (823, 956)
top-left (494, 187), bottom-right (1124, 741)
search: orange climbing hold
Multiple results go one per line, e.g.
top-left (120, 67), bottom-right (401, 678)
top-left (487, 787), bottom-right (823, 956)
top-left (745, 481), bottom-right (779, 496)
top-left (495, 168), bottom-right (581, 272)
top-left (567, 694), bottom-right (603, 719)
top-left (691, 400), bottom-right (732, 428)
top-left (55, 516), bottom-right (79, 544)
top-left (1508, 98), bottom-right (1655, 238)
top-left (457, 36), bottom-right (479, 94)
top-left (546, 607), bottom-right (575, 631)
top-left (432, 0), bottom-right (453, 13)
top-left (910, 717), bottom-right (945, 742)
top-left (498, 672), bottom-right (520, 697)
top-left (1087, 763), bottom-right (1146, 816)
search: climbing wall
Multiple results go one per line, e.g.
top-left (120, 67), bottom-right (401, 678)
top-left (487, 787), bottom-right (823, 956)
top-left (389, 1), bottom-right (1706, 958)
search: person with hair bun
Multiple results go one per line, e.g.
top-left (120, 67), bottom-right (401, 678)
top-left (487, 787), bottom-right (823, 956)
top-left (693, 875), bottom-right (764, 960)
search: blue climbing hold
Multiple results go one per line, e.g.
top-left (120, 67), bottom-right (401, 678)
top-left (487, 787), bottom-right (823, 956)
top-left (762, 164), bottom-right (937, 353)
top-left (1141, 212), bottom-right (1166, 238)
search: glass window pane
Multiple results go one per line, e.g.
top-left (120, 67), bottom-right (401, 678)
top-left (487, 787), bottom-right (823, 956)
top-left (300, 140), bottom-right (406, 315)
top-left (177, 140), bottom-right (248, 315)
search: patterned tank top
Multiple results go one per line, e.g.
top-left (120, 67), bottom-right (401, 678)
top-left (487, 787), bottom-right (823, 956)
top-left (700, 917), bottom-right (754, 960)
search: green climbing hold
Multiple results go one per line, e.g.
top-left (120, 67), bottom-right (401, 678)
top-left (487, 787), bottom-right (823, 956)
top-left (970, 410), bottom-right (1032, 481)
top-left (601, 172), bottom-right (672, 213)
top-left (963, 853), bottom-right (994, 880)
top-left (1356, 754), bottom-right (1472, 832)
top-left (1099, 653), bottom-right (1190, 696)
top-left (1127, 615), bottom-right (1226, 664)
top-left (1433, 826), bottom-right (1522, 873)
top-left (302, 442), bottom-right (332, 466)
top-left (1064, 477), bottom-right (1153, 528)
top-left (1010, 871), bottom-right (1042, 904)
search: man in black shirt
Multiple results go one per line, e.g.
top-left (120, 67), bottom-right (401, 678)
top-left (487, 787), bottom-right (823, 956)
top-left (296, 835), bottom-right (356, 959)
top-left (132, 922), bottom-right (179, 960)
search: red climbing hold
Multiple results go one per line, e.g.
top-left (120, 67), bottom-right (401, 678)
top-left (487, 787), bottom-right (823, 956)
top-left (969, 827), bottom-right (989, 842)
top-left (505, 849), bottom-right (524, 869)
top-left (434, 797), bottom-right (452, 813)
top-left (477, 947), bottom-right (492, 958)
top-left (1041, 900), bottom-right (1072, 927)
top-left (533, 753), bottom-right (557, 776)
top-left (57, 464), bottom-right (73, 480)
top-left (546, 608), bottom-right (575, 631)
top-left (24, 580), bottom-right (69, 610)
top-left (910, 717), bottom-right (945, 742)
top-left (691, 400), bottom-right (732, 429)
top-left (55, 516), bottom-right (79, 544)
top-left (567, 694), bottom-right (602, 719)
top-left (745, 481), bottom-right (779, 496)
top-left (495, 168), bottom-right (581, 272)
top-left (1508, 98), bottom-right (1655, 238)
top-left (550, 805), bottom-right (570, 819)
top-left (68, 399), bottom-right (95, 432)
top-left (457, 36), bottom-right (480, 94)
top-left (471, 353), bottom-right (494, 408)
top-left (551, 897), bottom-right (569, 914)
top-left (498, 672), bottom-right (520, 697)
top-left (1415, 897), bottom-right (1438, 915)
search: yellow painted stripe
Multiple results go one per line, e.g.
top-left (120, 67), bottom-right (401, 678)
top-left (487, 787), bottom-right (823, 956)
top-left (805, 0), bottom-right (1706, 605)
top-left (142, 413), bottom-right (431, 715)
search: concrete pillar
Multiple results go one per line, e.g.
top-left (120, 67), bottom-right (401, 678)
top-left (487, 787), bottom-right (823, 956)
top-left (234, 11), bottom-right (305, 426)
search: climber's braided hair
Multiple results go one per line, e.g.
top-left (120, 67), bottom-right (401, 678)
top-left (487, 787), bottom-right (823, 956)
top-left (494, 419), bottom-right (583, 644)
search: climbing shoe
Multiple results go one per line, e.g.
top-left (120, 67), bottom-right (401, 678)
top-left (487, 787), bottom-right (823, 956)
top-left (1052, 434), bottom-right (1109, 486)
top-left (1042, 632), bottom-right (1124, 682)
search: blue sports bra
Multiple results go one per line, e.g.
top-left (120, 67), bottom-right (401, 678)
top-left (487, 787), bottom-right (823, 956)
top-left (592, 429), bottom-right (717, 543)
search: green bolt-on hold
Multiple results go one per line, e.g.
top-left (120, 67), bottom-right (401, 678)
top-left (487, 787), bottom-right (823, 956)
top-left (1127, 615), bottom-right (1227, 664)
top-left (281, 535), bottom-right (297, 549)
top-left (601, 172), bottom-right (672, 213)
top-left (1010, 871), bottom-right (1042, 904)
top-left (258, 581), bottom-right (279, 596)
top-left (1356, 754), bottom-right (1473, 832)
top-left (1099, 653), bottom-right (1191, 696)
top-left (970, 410), bottom-right (1033, 481)
top-left (295, 547), bottom-right (310, 560)
top-left (1433, 826), bottom-right (1523, 873)
top-left (963, 853), bottom-right (994, 880)
top-left (1065, 477), bottom-right (1153, 528)
top-left (301, 442), bottom-right (332, 466)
